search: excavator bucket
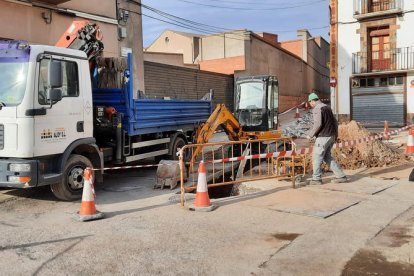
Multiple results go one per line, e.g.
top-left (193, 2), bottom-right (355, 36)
top-left (155, 160), bottom-right (183, 190)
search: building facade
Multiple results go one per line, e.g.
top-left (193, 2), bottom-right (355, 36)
top-left (0, 0), bottom-right (145, 93)
top-left (331, 0), bottom-right (414, 126)
top-left (146, 29), bottom-right (330, 112)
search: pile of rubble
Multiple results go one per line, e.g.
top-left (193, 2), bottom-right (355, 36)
top-left (282, 111), bottom-right (313, 138)
top-left (332, 121), bottom-right (405, 169)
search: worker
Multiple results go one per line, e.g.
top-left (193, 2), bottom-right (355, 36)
top-left (306, 93), bottom-right (347, 185)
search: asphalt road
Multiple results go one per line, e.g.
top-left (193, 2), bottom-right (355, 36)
top-left (1, 162), bottom-right (414, 275)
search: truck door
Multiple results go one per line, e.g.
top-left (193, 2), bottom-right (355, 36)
top-left (33, 54), bottom-right (84, 156)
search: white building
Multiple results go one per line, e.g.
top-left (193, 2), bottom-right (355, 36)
top-left (330, 0), bottom-right (414, 126)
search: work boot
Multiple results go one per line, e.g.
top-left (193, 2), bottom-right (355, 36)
top-left (331, 176), bottom-right (348, 183)
top-left (309, 179), bottom-right (323, 185)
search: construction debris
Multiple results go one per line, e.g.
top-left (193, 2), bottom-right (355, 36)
top-left (332, 121), bottom-right (405, 169)
top-left (306, 121), bottom-right (406, 170)
top-left (282, 111), bottom-right (313, 138)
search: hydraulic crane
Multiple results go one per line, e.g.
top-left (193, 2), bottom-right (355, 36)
top-left (55, 20), bottom-right (104, 61)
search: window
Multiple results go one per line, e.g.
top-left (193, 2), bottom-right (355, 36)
top-left (367, 78), bottom-right (375, 87)
top-left (38, 58), bottom-right (79, 105)
top-left (380, 77), bottom-right (388, 86)
top-left (360, 78), bottom-right (367, 87)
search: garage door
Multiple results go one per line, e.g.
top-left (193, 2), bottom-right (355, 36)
top-left (352, 83), bottom-right (404, 127)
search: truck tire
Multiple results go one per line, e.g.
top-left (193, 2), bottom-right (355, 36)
top-left (51, 154), bottom-right (94, 201)
top-left (169, 137), bottom-right (186, 161)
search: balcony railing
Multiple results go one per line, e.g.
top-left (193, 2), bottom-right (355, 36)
top-left (354, 0), bottom-right (403, 17)
top-left (352, 47), bottom-right (414, 74)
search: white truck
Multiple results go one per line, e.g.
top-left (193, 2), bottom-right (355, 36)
top-left (0, 26), bottom-right (211, 200)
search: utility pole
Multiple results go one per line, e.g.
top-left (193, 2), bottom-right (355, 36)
top-left (117, 0), bottom-right (145, 97)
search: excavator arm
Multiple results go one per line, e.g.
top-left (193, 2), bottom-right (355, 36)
top-left (191, 104), bottom-right (243, 164)
top-left (56, 20), bottom-right (104, 61)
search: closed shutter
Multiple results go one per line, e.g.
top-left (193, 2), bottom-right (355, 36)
top-left (352, 85), bottom-right (404, 127)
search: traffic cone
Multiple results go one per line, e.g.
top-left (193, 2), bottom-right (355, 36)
top-left (193, 162), bottom-right (215, 212)
top-left (304, 102), bottom-right (310, 111)
top-left (74, 168), bottom-right (105, 222)
top-left (295, 108), bottom-right (300, 119)
top-left (406, 129), bottom-right (414, 155)
top-left (383, 121), bottom-right (390, 140)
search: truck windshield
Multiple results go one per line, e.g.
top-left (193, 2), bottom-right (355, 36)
top-left (0, 61), bottom-right (28, 106)
top-left (236, 81), bottom-right (266, 110)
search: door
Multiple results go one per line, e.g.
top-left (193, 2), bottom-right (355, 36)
top-left (267, 79), bottom-right (279, 130)
top-left (33, 54), bottom-right (85, 156)
top-left (370, 28), bottom-right (390, 72)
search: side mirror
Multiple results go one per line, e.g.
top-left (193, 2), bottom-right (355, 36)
top-left (48, 60), bottom-right (62, 88)
top-left (47, 88), bottom-right (62, 103)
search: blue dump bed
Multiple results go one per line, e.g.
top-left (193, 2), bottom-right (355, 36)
top-left (92, 54), bottom-right (212, 136)
top-left (93, 88), bottom-right (212, 136)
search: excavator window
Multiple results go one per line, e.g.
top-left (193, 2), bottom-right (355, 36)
top-left (236, 81), bottom-right (267, 129)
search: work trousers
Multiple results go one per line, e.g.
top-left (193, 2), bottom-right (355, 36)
top-left (312, 136), bottom-right (345, 181)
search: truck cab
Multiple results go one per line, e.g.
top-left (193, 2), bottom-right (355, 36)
top-left (0, 40), bottom-right (101, 199)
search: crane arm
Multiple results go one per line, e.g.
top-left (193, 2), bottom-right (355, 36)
top-left (56, 20), bottom-right (104, 61)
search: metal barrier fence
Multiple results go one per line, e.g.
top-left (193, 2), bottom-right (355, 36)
top-left (178, 138), bottom-right (307, 206)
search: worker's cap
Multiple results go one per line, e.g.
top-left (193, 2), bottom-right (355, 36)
top-left (308, 93), bottom-right (319, 102)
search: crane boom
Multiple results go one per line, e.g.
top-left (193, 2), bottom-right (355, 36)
top-left (56, 20), bottom-right (104, 60)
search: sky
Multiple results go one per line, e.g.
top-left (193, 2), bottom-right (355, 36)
top-left (141, 0), bottom-right (330, 47)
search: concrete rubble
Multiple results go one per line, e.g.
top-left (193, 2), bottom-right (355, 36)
top-left (282, 111), bottom-right (313, 138)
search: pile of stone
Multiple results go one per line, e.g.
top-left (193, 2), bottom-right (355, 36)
top-left (282, 111), bottom-right (313, 138)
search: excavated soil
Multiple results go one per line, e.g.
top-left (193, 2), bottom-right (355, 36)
top-left (307, 121), bottom-right (406, 170)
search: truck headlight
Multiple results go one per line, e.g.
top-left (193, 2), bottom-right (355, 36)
top-left (9, 163), bottom-right (31, 172)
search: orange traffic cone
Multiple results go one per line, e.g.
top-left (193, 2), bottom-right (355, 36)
top-left (193, 162), bottom-right (215, 212)
top-left (383, 120), bottom-right (390, 140)
top-left (295, 108), bottom-right (300, 119)
top-left (406, 129), bottom-right (414, 155)
top-left (74, 168), bottom-right (105, 221)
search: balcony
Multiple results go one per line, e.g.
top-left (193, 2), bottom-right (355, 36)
top-left (352, 47), bottom-right (414, 74)
top-left (353, 0), bottom-right (403, 20)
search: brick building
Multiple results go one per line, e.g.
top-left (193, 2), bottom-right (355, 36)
top-left (331, 0), bottom-right (414, 126)
top-left (146, 29), bottom-right (330, 112)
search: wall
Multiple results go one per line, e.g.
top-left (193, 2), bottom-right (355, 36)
top-left (246, 35), bottom-right (329, 112)
top-left (0, 1), bottom-right (118, 58)
top-left (144, 61), bottom-right (234, 110)
top-left (397, 2), bottom-right (414, 116)
top-left (279, 39), bottom-right (303, 59)
top-left (144, 52), bottom-right (198, 69)
top-left (59, 0), bottom-right (116, 18)
top-left (201, 31), bottom-right (246, 60)
top-left (199, 56), bottom-right (245, 75)
top-left (337, 0), bottom-right (360, 117)
top-left (146, 30), bottom-right (197, 64)
top-left (306, 37), bottom-right (330, 97)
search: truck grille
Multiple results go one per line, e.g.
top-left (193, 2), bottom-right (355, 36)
top-left (0, 124), bottom-right (4, 150)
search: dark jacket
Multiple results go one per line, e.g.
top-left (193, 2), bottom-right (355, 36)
top-left (308, 101), bottom-right (338, 138)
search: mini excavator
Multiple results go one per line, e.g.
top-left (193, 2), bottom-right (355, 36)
top-left (190, 75), bottom-right (283, 164)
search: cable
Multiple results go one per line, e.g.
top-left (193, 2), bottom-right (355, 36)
top-left (174, 0), bottom-right (327, 10)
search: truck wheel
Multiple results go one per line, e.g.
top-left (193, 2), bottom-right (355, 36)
top-left (169, 137), bottom-right (186, 161)
top-left (51, 154), bottom-right (94, 201)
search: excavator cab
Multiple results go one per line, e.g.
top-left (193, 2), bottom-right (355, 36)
top-left (235, 76), bottom-right (279, 132)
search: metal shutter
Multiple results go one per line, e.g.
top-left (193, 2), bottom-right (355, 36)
top-left (352, 85), bottom-right (404, 127)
